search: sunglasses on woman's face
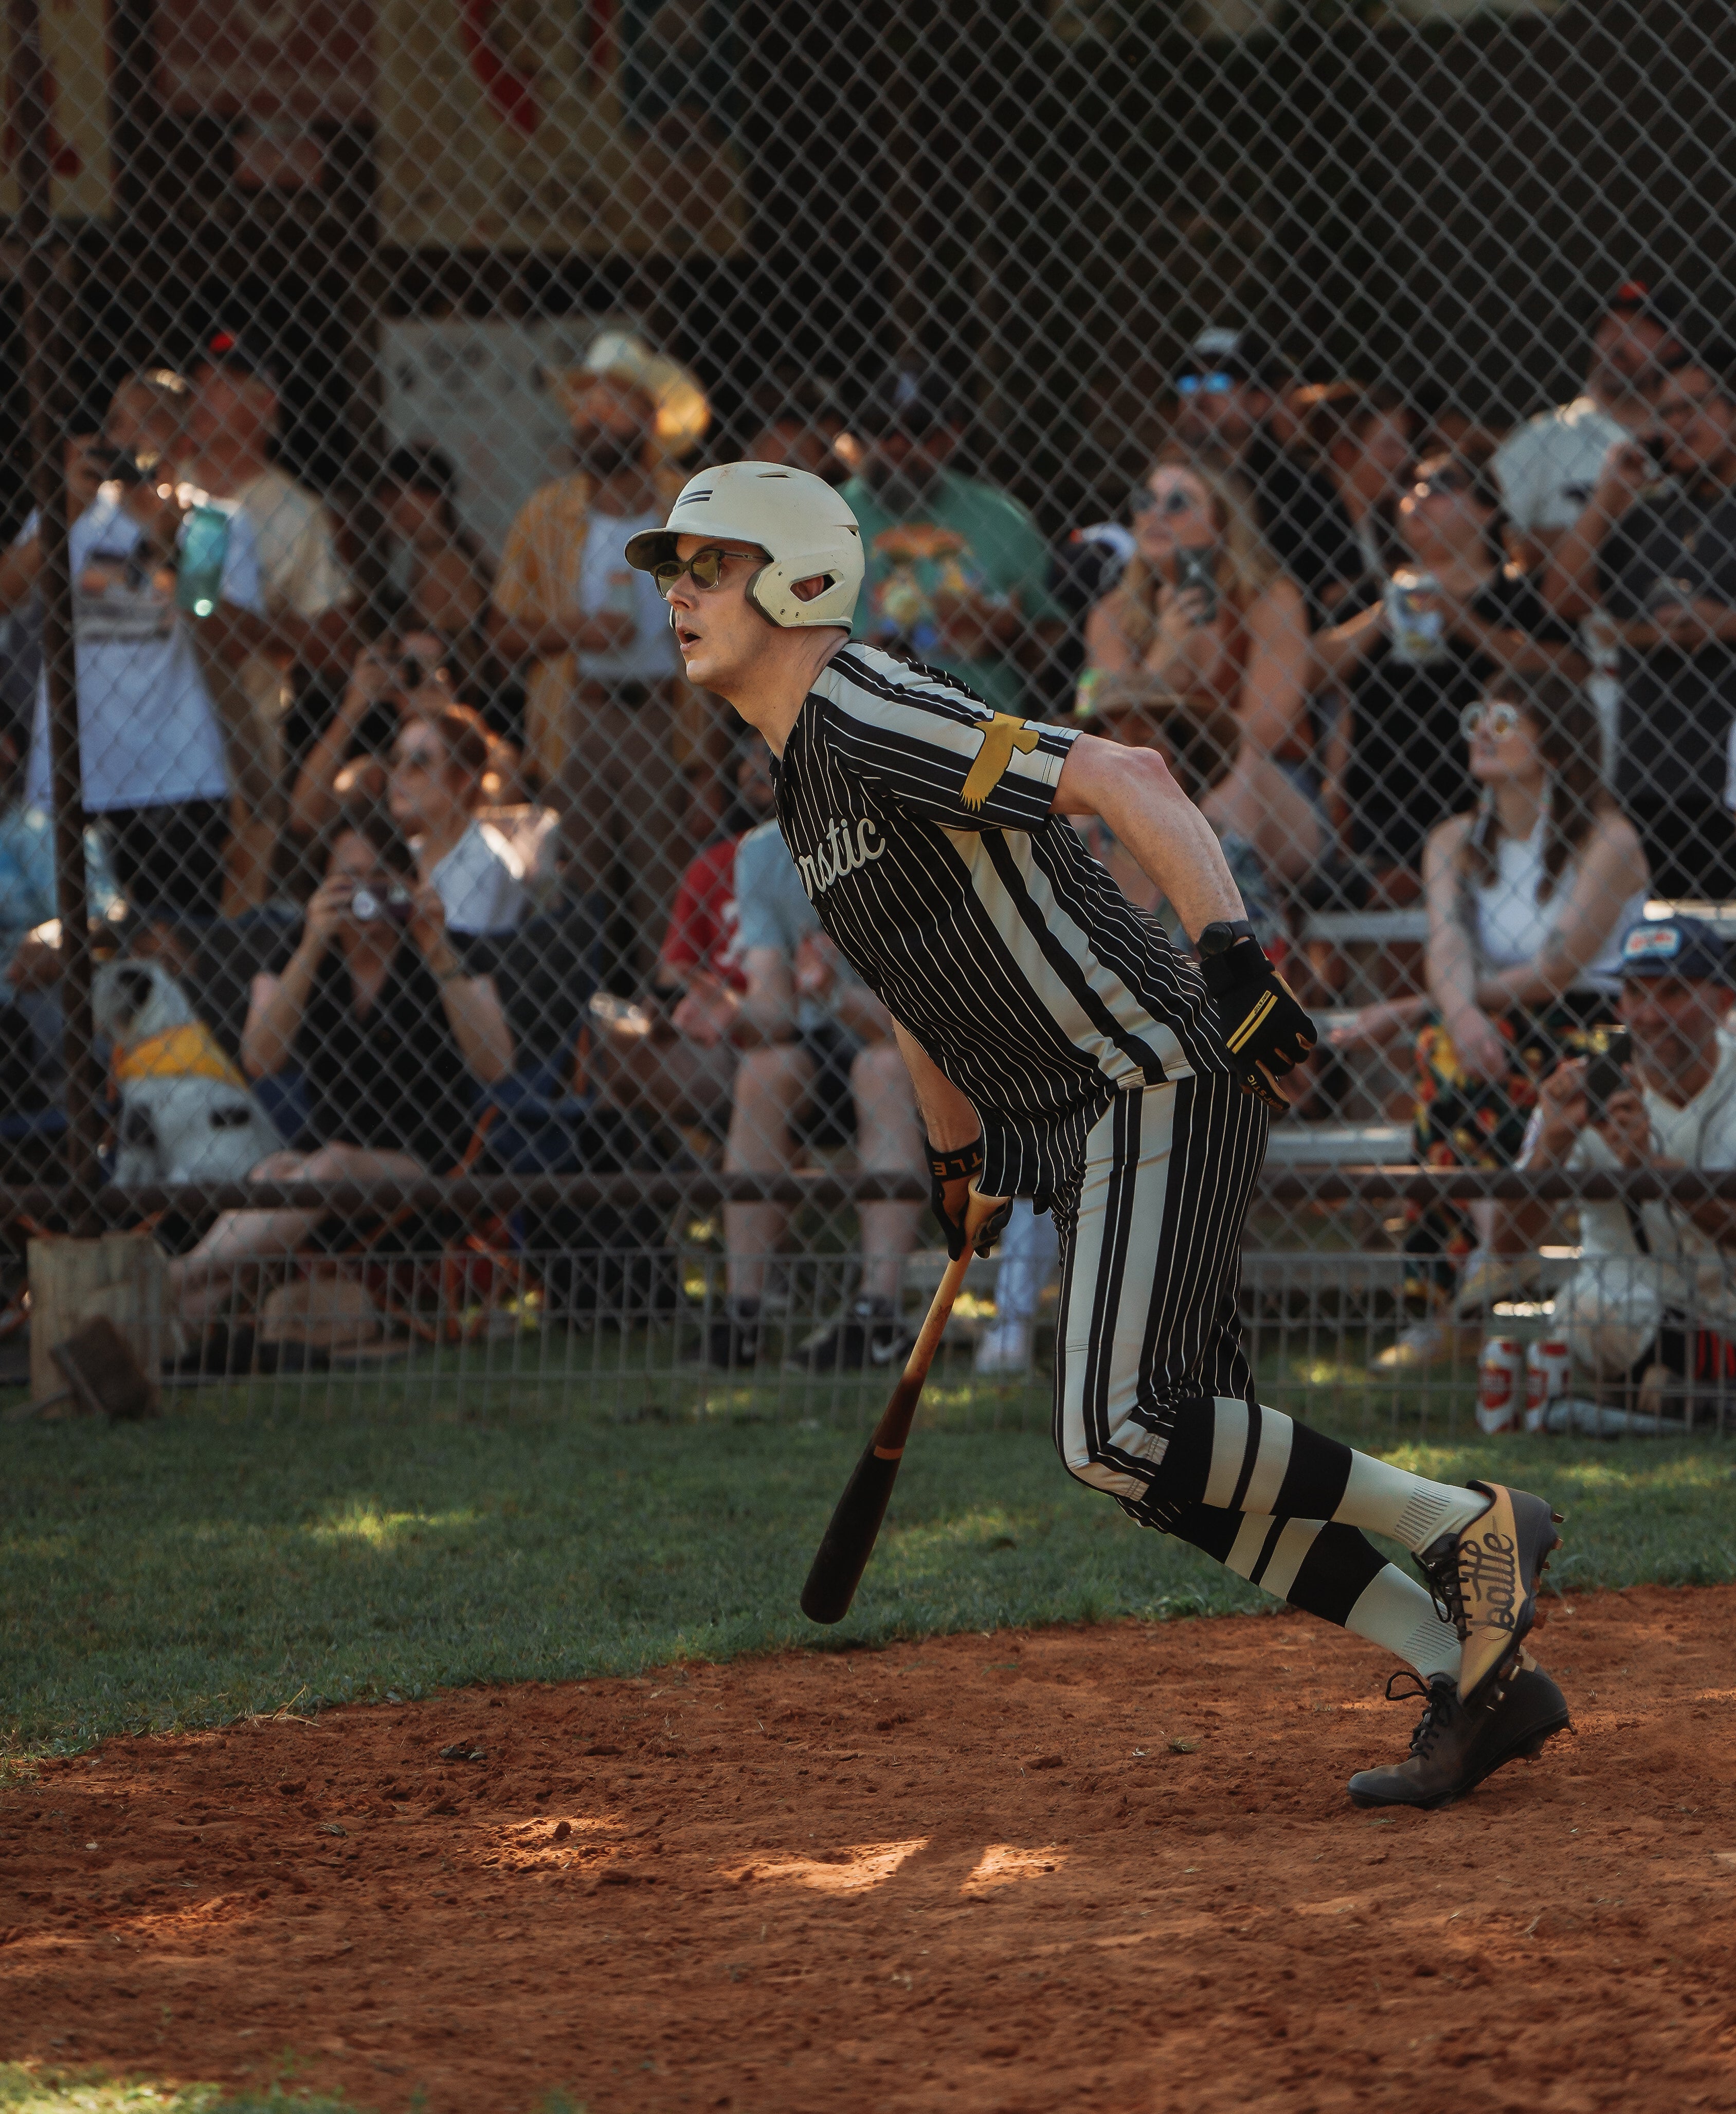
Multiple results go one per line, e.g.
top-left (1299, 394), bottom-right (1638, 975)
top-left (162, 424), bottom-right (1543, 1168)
top-left (1131, 486), bottom-right (1201, 517)
top-left (1460, 700), bottom-right (1525, 742)
top-left (652, 546), bottom-right (736, 597)
top-left (1177, 372), bottom-right (1235, 397)
top-left (1414, 468), bottom-right (1470, 499)
top-left (392, 745), bottom-right (443, 776)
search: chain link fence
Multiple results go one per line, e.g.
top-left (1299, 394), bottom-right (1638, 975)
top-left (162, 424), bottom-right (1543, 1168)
top-left (1, 0), bottom-right (1734, 1434)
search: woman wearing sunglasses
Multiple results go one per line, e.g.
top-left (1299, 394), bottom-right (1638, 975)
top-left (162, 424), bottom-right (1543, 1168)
top-left (1081, 445), bottom-right (1319, 883)
top-left (1333, 674), bottom-right (1648, 1369)
top-left (1310, 438), bottom-right (1587, 903)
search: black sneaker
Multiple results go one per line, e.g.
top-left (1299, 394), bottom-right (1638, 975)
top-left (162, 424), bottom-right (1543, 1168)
top-left (1346, 1658), bottom-right (1571, 1811)
top-left (696, 1299), bottom-right (761, 1371)
top-left (790, 1296), bottom-right (914, 1374)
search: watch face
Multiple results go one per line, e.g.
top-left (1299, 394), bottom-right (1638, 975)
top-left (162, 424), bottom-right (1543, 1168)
top-left (1200, 922), bottom-right (1233, 956)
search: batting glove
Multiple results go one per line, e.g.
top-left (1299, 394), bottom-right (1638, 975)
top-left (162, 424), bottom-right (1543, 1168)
top-left (1200, 935), bottom-right (1316, 1112)
top-left (925, 1135), bottom-right (1014, 1260)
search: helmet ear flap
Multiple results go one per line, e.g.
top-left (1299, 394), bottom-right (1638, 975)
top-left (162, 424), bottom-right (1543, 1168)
top-left (743, 562), bottom-right (784, 628)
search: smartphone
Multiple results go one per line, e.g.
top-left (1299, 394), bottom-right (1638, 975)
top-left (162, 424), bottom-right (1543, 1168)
top-left (1173, 544), bottom-right (1218, 626)
top-left (1584, 1028), bottom-right (1634, 1122)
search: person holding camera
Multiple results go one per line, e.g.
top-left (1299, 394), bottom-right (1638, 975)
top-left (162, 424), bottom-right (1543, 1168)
top-left (1520, 916), bottom-right (1736, 1418)
top-left (168, 806), bottom-right (514, 1325)
top-left (1544, 345), bottom-right (1736, 897)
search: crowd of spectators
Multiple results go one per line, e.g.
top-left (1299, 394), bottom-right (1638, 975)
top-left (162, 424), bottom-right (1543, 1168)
top-left (10, 281), bottom-right (1736, 1384)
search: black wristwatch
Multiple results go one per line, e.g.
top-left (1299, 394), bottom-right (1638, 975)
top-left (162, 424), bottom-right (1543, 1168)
top-left (1196, 919), bottom-right (1256, 960)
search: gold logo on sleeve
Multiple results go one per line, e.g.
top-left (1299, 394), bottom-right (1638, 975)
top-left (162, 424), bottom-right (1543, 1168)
top-left (960, 712), bottom-right (1042, 809)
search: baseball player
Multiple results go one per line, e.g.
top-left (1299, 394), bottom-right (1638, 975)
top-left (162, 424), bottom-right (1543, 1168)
top-left (626, 463), bottom-right (1570, 1808)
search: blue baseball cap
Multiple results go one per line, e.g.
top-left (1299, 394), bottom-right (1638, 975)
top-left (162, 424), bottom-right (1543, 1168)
top-left (1617, 914), bottom-right (1733, 985)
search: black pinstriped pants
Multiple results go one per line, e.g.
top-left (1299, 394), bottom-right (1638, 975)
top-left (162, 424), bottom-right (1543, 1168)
top-left (1049, 1071), bottom-right (1394, 1629)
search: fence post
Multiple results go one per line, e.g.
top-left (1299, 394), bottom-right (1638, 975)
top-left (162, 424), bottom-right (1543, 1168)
top-left (9, 0), bottom-right (102, 1236)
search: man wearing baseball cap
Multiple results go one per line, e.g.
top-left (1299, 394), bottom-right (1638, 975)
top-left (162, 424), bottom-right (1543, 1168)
top-left (1525, 914), bottom-right (1736, 1420)
top-left (1172, 325), bottom-right (1358, 621)
top-left (627, 460), bottom-right (1572, 1811)
top-left (838, 369), bottom-right (1060, 720)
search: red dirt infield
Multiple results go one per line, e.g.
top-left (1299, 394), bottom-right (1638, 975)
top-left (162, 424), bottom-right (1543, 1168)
top-left (4, 1584), bottom-right (1736, 2111)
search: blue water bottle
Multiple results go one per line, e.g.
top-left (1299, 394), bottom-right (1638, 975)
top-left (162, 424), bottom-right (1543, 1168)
top-left (175, 503), bottom-right (231, 619)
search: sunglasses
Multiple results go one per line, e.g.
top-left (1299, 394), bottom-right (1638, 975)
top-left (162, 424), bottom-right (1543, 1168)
top-left (1414, 468), bottom-right (1479, 500)
top-left (652, 546), bottom-right (737, 597)
top-left (1460, 700), bottom-right (1526, 741)
top-left (1131, 486), bottom-right (1201, 517)
top-left (1177, 372), bottom-right (1236, 397)
top-left (392, 746), bottom-right (442, 775)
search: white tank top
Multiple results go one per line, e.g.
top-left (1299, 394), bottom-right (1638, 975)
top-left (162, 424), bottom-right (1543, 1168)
top-left (1472, 817), bottom-right (1644, 994)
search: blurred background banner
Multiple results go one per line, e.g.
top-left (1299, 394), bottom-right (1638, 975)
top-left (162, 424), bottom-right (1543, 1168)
top-left (374, 0), bottom-right (747, 256)
top-left (0, 0), bottom-right (109, 217)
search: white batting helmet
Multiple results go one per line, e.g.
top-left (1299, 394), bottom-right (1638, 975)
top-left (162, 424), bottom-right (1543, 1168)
top-left (623, 461), bottom-right (863, 630)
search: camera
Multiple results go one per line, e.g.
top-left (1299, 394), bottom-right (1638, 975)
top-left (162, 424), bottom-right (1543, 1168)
top-left (350, 883), bottom-right (414, 925)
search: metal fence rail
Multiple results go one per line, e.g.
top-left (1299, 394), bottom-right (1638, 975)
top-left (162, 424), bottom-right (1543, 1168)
top-left (0, 0), bottom-right (1730, 1429)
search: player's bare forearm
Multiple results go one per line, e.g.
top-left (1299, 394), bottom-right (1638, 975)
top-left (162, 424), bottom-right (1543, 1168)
top-left (892, 1020), bottom-right (980, 1150)
top-left (1054, 736), bottom-right (1245, 939)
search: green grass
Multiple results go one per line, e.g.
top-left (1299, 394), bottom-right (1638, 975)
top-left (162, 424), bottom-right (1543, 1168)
top-left (5, 1377), bottom-right (1735, 1761)
top-left (0, 2069), bottom-right (375, 2112)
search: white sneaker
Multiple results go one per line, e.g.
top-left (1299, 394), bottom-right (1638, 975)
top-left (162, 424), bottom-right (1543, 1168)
top-left (1369, 1319), bottom-right (1482, 1373)
top-left (974, 1318), bottom-right (1034, 1374)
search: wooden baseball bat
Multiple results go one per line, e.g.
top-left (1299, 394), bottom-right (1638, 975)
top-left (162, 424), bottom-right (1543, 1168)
top-left (800, 1194), bottom-right (1001, 1624)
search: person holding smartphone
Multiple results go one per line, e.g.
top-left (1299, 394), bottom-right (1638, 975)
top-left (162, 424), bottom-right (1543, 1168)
top-left (1519, 916), bottom-right (1736, 1421)
top-left (1544, 345), bottom-right (1736, 898)
top-left (1082, 445), bottom-right (1318, 882)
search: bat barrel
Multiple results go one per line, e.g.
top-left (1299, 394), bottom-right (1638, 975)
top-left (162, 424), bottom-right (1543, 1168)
top-left (800, 1437), bottom-right (904, 1623)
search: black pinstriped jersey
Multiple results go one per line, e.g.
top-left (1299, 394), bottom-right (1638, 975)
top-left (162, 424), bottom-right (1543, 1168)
top-left (771, 644), bottom-right (1234, 1201)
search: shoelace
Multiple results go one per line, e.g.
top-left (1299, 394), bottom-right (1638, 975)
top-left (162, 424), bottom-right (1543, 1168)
top-left (1383, 1668), bottom-right (1457, 1757)
top-left (1418, 1544), bottom-right (1468, 1636)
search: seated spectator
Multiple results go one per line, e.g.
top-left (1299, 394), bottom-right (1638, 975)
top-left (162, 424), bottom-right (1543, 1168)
top-left (1081, 447), bottom-right (1318, 881)
top-left (739, 380), bottom-right (851, 486)
top-left (1171, 326), bottom-right (1361, 624)
top-left (707, 816), bottom-right (924, 1373)
top-left (1068, 688), bottom-right (1281, 950)
top-left (376, 445), bottom-right (510, 730)
top-left (1544, 344), bottom-right (1736, 897)
top-left (167, 807), bottom-right (514, 1325)
top-left (589, 733), bottom-right (776, 1132)
top-left (1496, 280), bottom-right (1685, 574)
top-left (1298, 383), bottom-right (1419, 616)
top-left (1, 380), bottom-right (270, 923)
top-left (290, 636), bottom-right (462, 840)
top-left (1333, 675), bottom-right (1648, 1370)
top-left (387, 704), bottom-right (528, 942)
top-left (0, 727), bottom-right (119, 1117)
top-left (1522, 916), bottom-right (1736, 1419)
top-left (1312, 438), bottom-right (1582, 899)
top-left (842, 369), bottom-right (1062, 720)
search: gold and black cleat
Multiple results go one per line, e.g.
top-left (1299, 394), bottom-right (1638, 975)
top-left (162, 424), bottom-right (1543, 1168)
top-left (1420, 1479), bottom-right (1564, 1705)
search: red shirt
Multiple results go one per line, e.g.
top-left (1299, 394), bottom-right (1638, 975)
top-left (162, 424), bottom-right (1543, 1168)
top-left (659, 835), bottom-right (748, 993)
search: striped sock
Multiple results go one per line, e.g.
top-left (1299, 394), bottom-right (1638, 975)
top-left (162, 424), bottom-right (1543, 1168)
top-left (1159, 1397), bottom-right (1491, 1555)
